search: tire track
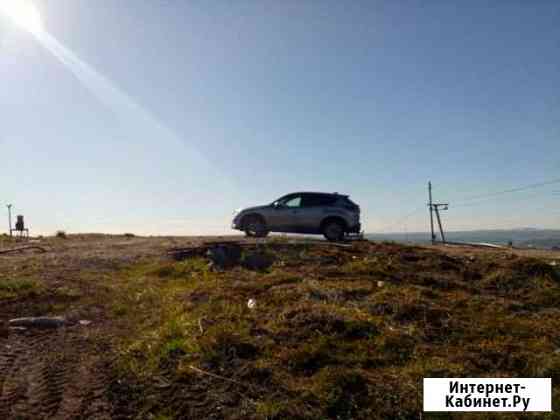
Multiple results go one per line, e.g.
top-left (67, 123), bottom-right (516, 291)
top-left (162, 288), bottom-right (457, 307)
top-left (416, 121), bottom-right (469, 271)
top-left (0, 332), bottom-right (51, 419)
top-left (0, 328), bottom-right (112, 419)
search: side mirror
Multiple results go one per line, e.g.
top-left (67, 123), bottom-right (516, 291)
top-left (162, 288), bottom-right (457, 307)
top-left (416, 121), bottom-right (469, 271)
top-left (272, 202), bottom-right (281, 209)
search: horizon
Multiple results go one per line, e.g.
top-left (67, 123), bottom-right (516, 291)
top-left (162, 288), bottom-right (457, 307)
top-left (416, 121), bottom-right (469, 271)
top-left (9, 226), bottom-right (560, 239)
top-left (2, 1), bottom-right (559, 236)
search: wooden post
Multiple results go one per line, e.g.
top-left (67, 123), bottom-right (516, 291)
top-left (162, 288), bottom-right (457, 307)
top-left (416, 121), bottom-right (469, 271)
top-left (428, 182), bottom-right (435, 244)
top-left (434, 206), bottom-right (446, 243)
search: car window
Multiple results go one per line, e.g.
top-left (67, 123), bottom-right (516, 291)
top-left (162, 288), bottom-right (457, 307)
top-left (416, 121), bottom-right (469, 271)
top-left (284, 196), bottom-right (302, 208)
top-left (338, 196), bottom-right (359, 210)
top-left (302, 194), bottom-right (336, 207)
top-left (273, 194), bottom-right (294, 206)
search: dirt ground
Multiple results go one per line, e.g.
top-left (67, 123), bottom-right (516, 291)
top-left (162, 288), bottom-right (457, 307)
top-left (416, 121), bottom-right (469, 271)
top-left (0, 234), bottom-right (558, 419)
top-left (0, 234), bottom-right (276, 419)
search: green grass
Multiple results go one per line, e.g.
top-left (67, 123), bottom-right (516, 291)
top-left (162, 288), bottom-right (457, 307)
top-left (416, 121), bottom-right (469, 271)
top-left (104, 243), bottom-right (560, 419)
top-left (0, 278), bottom-right (41, 299)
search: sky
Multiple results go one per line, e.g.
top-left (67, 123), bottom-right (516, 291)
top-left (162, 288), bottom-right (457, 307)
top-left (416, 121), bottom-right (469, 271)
top-left (1, 0), bottom-right (559, 235)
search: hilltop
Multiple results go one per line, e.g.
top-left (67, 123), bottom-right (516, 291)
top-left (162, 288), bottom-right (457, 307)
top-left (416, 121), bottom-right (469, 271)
top-left (0, 234), bottom-right (559, 419)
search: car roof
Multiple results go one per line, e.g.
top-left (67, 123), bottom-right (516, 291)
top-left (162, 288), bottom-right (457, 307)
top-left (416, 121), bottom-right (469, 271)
top-left (286, 192), bottom-right (349, 197)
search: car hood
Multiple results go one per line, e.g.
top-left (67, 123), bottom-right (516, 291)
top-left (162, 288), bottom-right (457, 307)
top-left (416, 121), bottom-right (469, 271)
top-left (239, 205), bottom-right (270, 214)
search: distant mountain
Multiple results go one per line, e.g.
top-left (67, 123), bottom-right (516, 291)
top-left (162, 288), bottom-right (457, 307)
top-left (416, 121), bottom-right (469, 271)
top-left (365, 229), bottom-right (560, 249)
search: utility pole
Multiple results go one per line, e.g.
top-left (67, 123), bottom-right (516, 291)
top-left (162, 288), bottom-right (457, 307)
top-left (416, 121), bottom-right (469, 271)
top-left (427, 183), bottom-right (449, 244)
top-left (7, 204), bottom-right (12, 237)
top-left (434, 205), bottom-right (446, 243)
top-left (428, 182), bottom-right (435, 244)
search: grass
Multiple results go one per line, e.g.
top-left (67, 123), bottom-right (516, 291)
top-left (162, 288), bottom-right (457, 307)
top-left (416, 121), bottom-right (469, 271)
top-left (103, 242), bottom-right (560, 419)
top-left (0, 277), bottom-right (41, 299)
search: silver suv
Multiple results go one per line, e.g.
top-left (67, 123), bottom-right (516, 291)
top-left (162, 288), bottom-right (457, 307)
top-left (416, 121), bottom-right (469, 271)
top-left (232, 192), bottom-right (361, 241)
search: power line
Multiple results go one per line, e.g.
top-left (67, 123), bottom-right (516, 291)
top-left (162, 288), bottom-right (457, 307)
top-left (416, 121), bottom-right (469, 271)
top-left (377, 177), bottom-right (560, 233)
top-left (454, 189), bottom-right (560, 208)
top-left (453, 177), bottom-right (560, 204)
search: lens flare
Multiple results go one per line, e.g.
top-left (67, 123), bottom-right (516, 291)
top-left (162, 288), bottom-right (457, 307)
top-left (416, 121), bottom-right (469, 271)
top-left (0, 1), bottom-right (43, 34)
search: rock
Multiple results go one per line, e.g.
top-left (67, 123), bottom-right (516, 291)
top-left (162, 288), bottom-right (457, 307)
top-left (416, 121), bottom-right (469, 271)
top-left (242, 252), bottom-right (274, 271)
top-left (207, 246), bottom-right (228, 269)
top-left (207, 244), bottom-right (242, 269)
top-left (9, 316), bottom-right (66, 329)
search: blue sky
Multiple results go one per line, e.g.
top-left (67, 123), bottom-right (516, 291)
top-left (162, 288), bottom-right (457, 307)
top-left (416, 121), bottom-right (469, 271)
top-left (1, 0), bottom-right (559, 235)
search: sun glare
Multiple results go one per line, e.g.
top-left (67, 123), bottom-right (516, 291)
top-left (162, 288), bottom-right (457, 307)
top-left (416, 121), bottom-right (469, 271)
top-left (0, 1), bottom-right (43, 34)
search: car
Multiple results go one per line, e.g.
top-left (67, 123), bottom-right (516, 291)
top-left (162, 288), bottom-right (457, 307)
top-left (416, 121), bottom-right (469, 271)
top-left (232, 192), bottom-right (361, 241)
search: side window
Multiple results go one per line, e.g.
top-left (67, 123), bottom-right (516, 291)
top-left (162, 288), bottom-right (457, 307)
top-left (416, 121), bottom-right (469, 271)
top-left (283, 195), bottom-right (302, 208)
top-left (302, 194), bottom-right (336, 207)
top-left (337, 197), bottom-right (358, 210)
top-left (320, 195), bottom-right (337, 206)
top-left (301, 194), bottom-right (320, 207)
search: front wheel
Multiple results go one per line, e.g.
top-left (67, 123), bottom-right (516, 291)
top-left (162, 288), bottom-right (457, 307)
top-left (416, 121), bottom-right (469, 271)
top-left (244, 215), bottom-right (269, 238)
top-left (323, 220), bottom-right (345, 241)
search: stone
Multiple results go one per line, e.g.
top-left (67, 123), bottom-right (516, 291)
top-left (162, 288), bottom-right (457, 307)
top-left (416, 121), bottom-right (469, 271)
top-left (207, 244), bottom-right (242, 269)
top-left (242, 252), bottom-right (274, 271)
top-left (9, 316), bottom-right (66, 329)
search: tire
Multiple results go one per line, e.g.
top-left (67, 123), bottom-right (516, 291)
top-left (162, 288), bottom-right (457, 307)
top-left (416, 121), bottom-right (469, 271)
top-left (322, 220), bottom-right (345, 242)
top-left (243, 215), bottom-right (269, 238)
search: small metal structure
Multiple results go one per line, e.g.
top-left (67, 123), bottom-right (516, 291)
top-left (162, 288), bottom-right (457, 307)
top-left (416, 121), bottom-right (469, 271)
top-left (7, 204), bottom-right (12, 237)
top-left (11, 214), bottom-right (29, 239)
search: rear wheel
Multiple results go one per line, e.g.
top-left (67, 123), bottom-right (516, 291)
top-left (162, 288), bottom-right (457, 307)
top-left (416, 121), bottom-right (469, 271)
top-left (244, 215), bottom-right (269, 238)
top-left (322, 220), bottom-right (345, 241)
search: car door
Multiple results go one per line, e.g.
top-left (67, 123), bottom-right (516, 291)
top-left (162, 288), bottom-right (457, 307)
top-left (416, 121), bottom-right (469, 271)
top-left (299, 193), bottom-right (333, 233)
top-left (267, 194), bottom-right (303, 232)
